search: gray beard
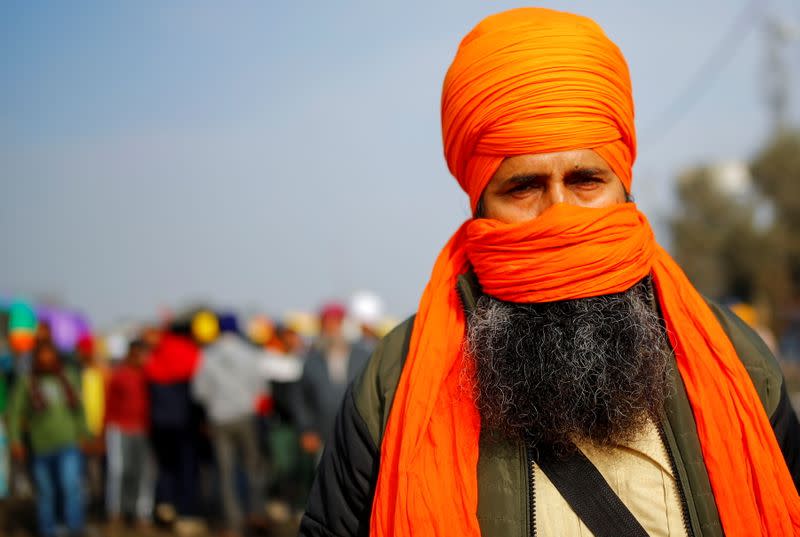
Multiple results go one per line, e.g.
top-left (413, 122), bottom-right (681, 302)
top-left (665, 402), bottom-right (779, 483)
top-left (464, 278), bottom-right (673, 452)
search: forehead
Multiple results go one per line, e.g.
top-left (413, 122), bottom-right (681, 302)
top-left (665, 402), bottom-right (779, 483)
top-left (492, 149), bottom-right (613, 179)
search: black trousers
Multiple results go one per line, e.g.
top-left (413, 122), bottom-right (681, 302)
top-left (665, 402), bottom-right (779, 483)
top-left (150, 427), bottom-right (199, 517)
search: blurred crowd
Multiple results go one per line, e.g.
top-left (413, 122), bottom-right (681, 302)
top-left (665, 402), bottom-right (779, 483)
top-left (0, 292), bottom-right (396, 537)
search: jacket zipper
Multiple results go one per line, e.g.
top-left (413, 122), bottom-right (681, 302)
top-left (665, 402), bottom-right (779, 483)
top-left (657, 423), bottom-right (694, 537)
top-left (527, 443), bottom-right (536, 537)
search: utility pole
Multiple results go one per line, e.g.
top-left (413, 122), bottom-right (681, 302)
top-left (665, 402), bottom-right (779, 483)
top-left (764, 17), bottom-right (799, 135)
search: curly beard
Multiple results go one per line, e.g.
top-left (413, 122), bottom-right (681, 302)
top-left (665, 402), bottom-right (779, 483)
top-left (465, 278), bottom-right (672, 452)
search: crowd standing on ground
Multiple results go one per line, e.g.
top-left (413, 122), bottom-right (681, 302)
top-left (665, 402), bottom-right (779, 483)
top-left (0, 293), bottom-right (390, 537)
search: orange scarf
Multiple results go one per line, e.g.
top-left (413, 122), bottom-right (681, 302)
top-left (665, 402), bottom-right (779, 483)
top-left (371, 8), bottom-right (800, 536)
top-left (372, 204), bottom-right (800, 536)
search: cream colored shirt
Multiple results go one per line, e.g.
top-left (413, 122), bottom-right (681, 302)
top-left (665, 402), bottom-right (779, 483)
top-left (326, 347), bottom-right (349, 385)
top-left (534, 419), bottom-right (689, 537)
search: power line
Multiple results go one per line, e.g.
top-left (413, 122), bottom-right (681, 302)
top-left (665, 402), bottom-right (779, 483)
top-left (639, 0), bottom-right (764, 150)
top-left (765, 16), bottom-right (800, 134)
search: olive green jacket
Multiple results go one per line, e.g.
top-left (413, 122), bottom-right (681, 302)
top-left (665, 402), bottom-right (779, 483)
top-left (8, 367), bottom-right (88, 456)
top-left (300, 275), bottom-right (800, 536)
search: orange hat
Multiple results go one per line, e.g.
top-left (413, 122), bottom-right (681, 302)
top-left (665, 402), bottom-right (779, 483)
top-left (442, 7), bottom-right (636, 211)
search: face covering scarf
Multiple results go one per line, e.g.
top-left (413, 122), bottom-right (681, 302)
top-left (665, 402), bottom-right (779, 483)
top-left (370, 8), bottom-right (800, 536)
top-left (371, 203), bottom-right (800, 537)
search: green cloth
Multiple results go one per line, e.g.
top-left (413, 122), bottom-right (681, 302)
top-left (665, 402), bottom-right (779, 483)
top-left (266, 422), bottom-right (316, 508)
top-left (8, 368), bottom-right (87, 455)
top-left (0, 352), bottom-right (12, 415)
top-left (0, 375), bottom-right (7, 415)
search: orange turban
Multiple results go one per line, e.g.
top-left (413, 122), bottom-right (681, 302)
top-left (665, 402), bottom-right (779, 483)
top-left (442, 7), bottom-right (636, 210)
top-left (371, 8), bottom-right (800, 537)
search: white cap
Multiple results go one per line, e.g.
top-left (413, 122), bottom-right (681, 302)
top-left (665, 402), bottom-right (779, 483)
top-left (105, 333), bottom-right (129, 362)
top-left (349, 290), bottom-right (385, 327)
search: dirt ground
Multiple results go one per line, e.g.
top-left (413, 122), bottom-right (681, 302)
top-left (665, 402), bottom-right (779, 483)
top-left (0, 498), bottom-right (300, 537)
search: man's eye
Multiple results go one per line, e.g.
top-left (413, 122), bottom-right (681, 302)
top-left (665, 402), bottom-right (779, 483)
top-left (508, 182), bottom-right (541, 194)
top-left (573, 176), bottom-right (603, 185)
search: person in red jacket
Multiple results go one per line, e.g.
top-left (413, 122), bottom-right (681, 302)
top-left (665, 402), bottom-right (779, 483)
top-left (142, 327), bottom-right (202, 527)
top-left (105, 340), bottom-right (154, 532)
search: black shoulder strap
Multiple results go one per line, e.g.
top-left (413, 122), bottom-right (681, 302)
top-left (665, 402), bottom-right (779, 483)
top-left (536, 446), bottom-right (649, 537)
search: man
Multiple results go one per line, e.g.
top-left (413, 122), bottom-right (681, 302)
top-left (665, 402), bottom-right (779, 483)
top-left (294, 302), bottom-right (370, 459)
top-left (142, 325), bottom-right (202, 528)
top-left (75, 334), bottom-right (107, 518)
top-left (257, 323), bottom-right (307, 523)
top-left (0, 315), bottom-right (11, 507)
top-left (191, 313), bottom-right (267, 537)
top-left (105, 339), bottom-right (154, 532)
top-left (8, 341), bottom-right (87, 537)
top-left (300, 8), bottom-right (800, 537)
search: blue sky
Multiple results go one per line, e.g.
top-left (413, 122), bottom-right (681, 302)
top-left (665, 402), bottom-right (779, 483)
top-left (2, 1), bottom-right (799, 325)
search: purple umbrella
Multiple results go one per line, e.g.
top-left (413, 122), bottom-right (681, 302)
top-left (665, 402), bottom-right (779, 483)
top-left (38, 306), bottom-right (84, 353)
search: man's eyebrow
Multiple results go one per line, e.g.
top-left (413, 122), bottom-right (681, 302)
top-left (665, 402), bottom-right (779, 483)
top-left (502, 167), bottom-right (607, 185)
top-left (504, 172), bottom-right (550, 185)
top-left (564, 167), bottom-right (607, 178)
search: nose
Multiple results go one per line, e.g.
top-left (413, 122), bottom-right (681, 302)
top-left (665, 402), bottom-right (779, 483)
top-left (542, 181), bottom-right (567, 210)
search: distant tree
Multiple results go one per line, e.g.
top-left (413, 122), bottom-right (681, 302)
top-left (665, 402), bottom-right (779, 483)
top-left (751, 130), bottom-right (800, 290)
top-left (750, 129), bottom-right (800, 337)
top-left (670, 165), bottom-right (763, 301)
top-left (671, 128), bottom-right (800, 338)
